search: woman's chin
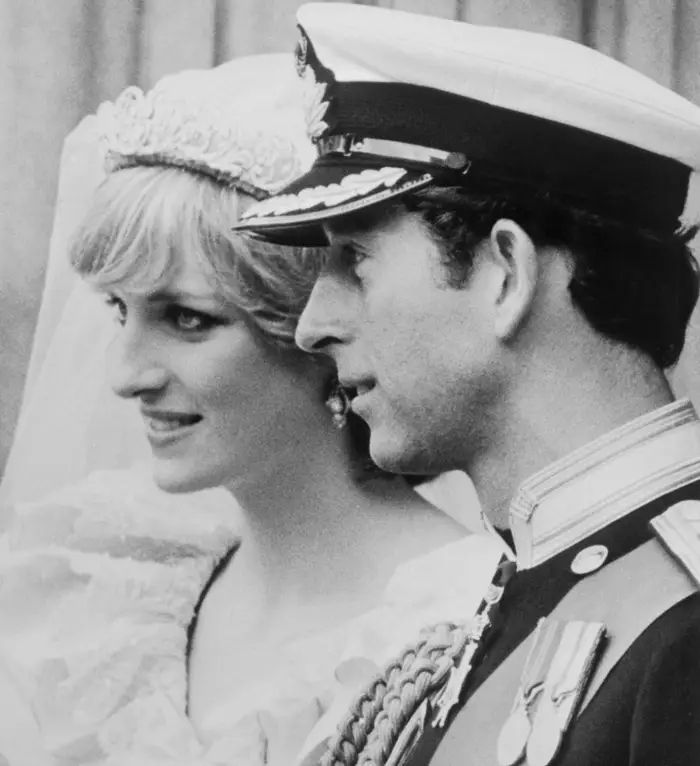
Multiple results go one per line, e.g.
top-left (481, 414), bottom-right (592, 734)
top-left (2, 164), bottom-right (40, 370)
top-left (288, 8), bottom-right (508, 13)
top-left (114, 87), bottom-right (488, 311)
top-left (151, 462), bottom-right (220, 494)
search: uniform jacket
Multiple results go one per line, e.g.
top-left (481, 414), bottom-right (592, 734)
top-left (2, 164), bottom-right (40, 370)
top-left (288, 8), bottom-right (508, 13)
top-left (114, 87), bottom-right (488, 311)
top-left (406, 399), bottom-right (700, 766)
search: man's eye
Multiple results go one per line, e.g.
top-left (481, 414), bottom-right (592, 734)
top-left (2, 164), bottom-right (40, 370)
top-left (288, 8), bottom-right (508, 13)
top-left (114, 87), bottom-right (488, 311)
top-left (339, 244), bottom-right (369, 274)
top-left (104, 295), bottom-right (126, 326)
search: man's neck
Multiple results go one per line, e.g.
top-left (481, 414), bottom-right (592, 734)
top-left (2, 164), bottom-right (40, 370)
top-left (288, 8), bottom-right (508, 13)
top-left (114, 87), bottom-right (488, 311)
top-left (471, 353), bottom-right (675, 528)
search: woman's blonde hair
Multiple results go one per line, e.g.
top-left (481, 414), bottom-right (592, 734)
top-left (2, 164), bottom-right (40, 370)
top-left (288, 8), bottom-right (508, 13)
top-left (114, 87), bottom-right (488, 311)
top-left (69, 163), bottom-right (411, 482)
top-left (69, 164), bottom-right (323, 353)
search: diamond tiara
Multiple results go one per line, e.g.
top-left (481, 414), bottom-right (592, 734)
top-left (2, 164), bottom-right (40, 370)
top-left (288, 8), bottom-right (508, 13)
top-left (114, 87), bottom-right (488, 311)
top-left (94, 57), bottom-right (313, 198)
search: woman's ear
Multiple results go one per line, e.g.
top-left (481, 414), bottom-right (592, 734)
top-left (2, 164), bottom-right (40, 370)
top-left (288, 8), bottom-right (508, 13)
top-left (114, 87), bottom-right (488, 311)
top-left (486, 218), bottom-right (539, 340)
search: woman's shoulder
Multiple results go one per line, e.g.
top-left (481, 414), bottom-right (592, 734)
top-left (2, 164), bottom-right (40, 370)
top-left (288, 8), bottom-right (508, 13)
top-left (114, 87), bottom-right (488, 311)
top-left (199, 533), bottom-right (504, 766)
top-left (293, 534), bottom-right (503, 765)
top-left (0, 468), bottom-right (239, 764)
top-left (330, 534), bottom-right (504, 680)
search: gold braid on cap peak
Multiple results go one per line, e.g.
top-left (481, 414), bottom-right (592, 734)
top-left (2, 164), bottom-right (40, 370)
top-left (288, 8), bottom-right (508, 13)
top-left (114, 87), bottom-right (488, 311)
top-left (96, 84), bottom-right (306, 198)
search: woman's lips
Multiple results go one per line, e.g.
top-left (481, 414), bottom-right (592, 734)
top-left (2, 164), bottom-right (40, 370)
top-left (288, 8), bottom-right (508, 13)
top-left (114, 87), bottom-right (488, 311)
top-left (141, 410), bottom-right (203, 445)
top-left (146, 415), bottom-right (201, 432)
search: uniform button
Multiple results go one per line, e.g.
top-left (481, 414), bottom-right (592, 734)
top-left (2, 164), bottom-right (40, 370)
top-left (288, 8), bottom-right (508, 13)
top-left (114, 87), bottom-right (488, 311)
top-left (570, 544), bottom-right (609, 575)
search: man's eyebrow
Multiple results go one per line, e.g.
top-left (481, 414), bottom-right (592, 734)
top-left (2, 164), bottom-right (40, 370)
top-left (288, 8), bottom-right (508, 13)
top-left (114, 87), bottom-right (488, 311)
top-left (332, 238), bottom-right (371, 256)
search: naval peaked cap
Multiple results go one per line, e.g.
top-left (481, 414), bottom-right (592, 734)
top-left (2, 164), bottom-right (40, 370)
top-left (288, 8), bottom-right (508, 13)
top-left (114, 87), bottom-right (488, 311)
top-left (236, 2), bottom-right (700, 245)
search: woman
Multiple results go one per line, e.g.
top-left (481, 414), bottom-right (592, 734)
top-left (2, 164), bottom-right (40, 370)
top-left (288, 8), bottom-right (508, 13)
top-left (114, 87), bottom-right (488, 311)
top-left (0, 55), bottom-right (500, 765)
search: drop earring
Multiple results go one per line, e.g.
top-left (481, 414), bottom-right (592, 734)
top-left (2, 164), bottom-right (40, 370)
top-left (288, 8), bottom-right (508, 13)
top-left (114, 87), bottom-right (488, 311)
top-left (326, 382), bottom-right (351, 429)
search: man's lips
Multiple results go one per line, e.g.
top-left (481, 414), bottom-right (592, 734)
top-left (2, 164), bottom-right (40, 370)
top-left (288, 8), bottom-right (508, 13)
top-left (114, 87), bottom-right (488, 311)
top-left (354, 383), bottom-right (374, 397)
top-left (338, 379), bottom-right (376, 416)
top-left (338, 378), bottom-right (375, 398)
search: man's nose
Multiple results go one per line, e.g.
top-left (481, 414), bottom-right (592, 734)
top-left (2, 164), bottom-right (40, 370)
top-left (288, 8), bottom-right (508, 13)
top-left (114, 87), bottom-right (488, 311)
top-left (107, 326), bottom-right (169, 399)
top-left (295, 274), bottom-right (357, 355)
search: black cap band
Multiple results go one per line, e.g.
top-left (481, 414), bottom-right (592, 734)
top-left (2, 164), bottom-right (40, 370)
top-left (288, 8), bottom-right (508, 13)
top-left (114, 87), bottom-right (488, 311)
top-left (321, 79), bottom-right (689, 232)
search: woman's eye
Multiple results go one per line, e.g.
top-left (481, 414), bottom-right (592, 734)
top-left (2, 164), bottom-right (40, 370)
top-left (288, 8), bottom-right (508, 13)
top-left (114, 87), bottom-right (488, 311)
top-left (104, 295), bottom-right (126, 326)
top-left (168, 307), bottom-right (217, 333)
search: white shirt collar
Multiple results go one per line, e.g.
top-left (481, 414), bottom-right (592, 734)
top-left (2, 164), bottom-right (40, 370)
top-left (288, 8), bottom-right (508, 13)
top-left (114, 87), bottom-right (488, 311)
top-left (509, 399), bottom-right (700, 570)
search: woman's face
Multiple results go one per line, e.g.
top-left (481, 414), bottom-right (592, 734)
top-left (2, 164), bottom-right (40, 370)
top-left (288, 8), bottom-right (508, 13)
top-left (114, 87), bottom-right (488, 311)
top-left (104, 247), bottom-right (322, 493)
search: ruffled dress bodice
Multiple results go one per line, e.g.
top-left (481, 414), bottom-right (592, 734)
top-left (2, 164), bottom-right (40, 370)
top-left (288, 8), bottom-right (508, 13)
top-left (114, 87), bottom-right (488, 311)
top-left (0, 470), bottom-right (502, 766)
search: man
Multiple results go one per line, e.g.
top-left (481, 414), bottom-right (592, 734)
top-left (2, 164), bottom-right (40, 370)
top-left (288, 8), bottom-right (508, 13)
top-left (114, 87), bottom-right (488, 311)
top-left (236, 4), bottom-right (700, 764)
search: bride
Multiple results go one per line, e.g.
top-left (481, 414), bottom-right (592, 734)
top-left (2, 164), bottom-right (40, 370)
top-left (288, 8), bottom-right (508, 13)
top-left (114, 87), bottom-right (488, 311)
top-left (0, 54), bottom-right (501, 766)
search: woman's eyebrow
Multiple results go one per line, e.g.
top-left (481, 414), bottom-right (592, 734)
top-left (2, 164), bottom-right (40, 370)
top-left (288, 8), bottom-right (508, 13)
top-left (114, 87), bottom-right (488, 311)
top-left (146, 288), bottom-right (213, 303)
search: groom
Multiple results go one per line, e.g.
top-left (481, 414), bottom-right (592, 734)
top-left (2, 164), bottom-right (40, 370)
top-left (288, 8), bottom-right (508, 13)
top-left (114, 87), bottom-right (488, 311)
top-left (237, 3), bottom-right (700, 764)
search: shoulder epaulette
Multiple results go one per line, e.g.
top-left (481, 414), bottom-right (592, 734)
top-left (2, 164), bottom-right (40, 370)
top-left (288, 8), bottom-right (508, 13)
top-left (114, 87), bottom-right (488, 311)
top-left (650, 500), bottom-right (700, 587)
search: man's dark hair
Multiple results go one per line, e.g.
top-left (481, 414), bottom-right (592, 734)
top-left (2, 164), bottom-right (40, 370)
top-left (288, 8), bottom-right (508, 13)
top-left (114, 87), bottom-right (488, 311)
top-left (403, 183), bottom-right (699, 369)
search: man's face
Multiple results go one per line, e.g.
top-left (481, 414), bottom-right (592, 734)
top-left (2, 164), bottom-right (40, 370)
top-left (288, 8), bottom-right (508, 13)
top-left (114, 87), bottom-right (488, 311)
top-left (295, 206), bottom-right (506, 475)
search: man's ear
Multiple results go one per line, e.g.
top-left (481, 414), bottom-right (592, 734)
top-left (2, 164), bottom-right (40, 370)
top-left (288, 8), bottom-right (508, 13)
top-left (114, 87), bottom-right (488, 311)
top-left (485, 219), bottom-right (539, 340)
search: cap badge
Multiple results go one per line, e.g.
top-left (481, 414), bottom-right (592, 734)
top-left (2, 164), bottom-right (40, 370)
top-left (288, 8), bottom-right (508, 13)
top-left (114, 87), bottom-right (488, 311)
top-left (294, 30), bottom-right (309, 77)
top-left (294, 28), bottom-right (330, 141)
top-left (300, 65), bottom-right (330, 141)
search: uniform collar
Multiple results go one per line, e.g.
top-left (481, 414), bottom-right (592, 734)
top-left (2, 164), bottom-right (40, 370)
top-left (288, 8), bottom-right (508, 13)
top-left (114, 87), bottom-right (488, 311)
top-left (509, 399), bottom-right (700, 570)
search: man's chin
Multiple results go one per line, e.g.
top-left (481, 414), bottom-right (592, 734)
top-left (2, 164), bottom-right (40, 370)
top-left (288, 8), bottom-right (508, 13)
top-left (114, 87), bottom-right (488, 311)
top-left (368, 435), bottom-right (433, 476)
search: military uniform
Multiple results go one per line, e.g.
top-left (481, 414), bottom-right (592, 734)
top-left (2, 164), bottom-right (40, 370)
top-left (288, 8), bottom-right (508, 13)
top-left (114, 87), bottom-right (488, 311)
top-left (236, 4), bottom-right (700, 764)
top-left (318, 404), bottom-right (700, 766)
top-left (407, 399), bottom-right (700, 766)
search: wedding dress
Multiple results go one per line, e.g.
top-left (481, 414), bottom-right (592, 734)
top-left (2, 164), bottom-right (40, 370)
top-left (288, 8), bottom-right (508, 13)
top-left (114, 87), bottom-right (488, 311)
top-left (1, 478), bottom-right (499, 765)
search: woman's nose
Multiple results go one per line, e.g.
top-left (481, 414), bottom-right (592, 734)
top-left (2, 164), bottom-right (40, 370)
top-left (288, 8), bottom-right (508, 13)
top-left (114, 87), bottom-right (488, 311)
top-left (107, 328), bottom-right (169, 399)
top-left (295, 275), bottom-right (356, 355)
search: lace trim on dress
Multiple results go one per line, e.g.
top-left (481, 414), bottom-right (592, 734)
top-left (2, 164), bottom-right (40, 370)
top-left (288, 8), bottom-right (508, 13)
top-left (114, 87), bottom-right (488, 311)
top-left (0, 469), bottom-right (238, 765)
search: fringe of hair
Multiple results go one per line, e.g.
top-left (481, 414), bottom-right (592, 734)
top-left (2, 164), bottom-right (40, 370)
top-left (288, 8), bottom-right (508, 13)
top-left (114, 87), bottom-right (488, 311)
top-left (69, 164), bottom-right (323, 352)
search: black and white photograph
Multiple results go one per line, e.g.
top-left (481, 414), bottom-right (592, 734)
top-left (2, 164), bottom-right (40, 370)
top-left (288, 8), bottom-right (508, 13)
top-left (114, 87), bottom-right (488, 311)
top-left (0, 1), bottom-right (699, 764)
